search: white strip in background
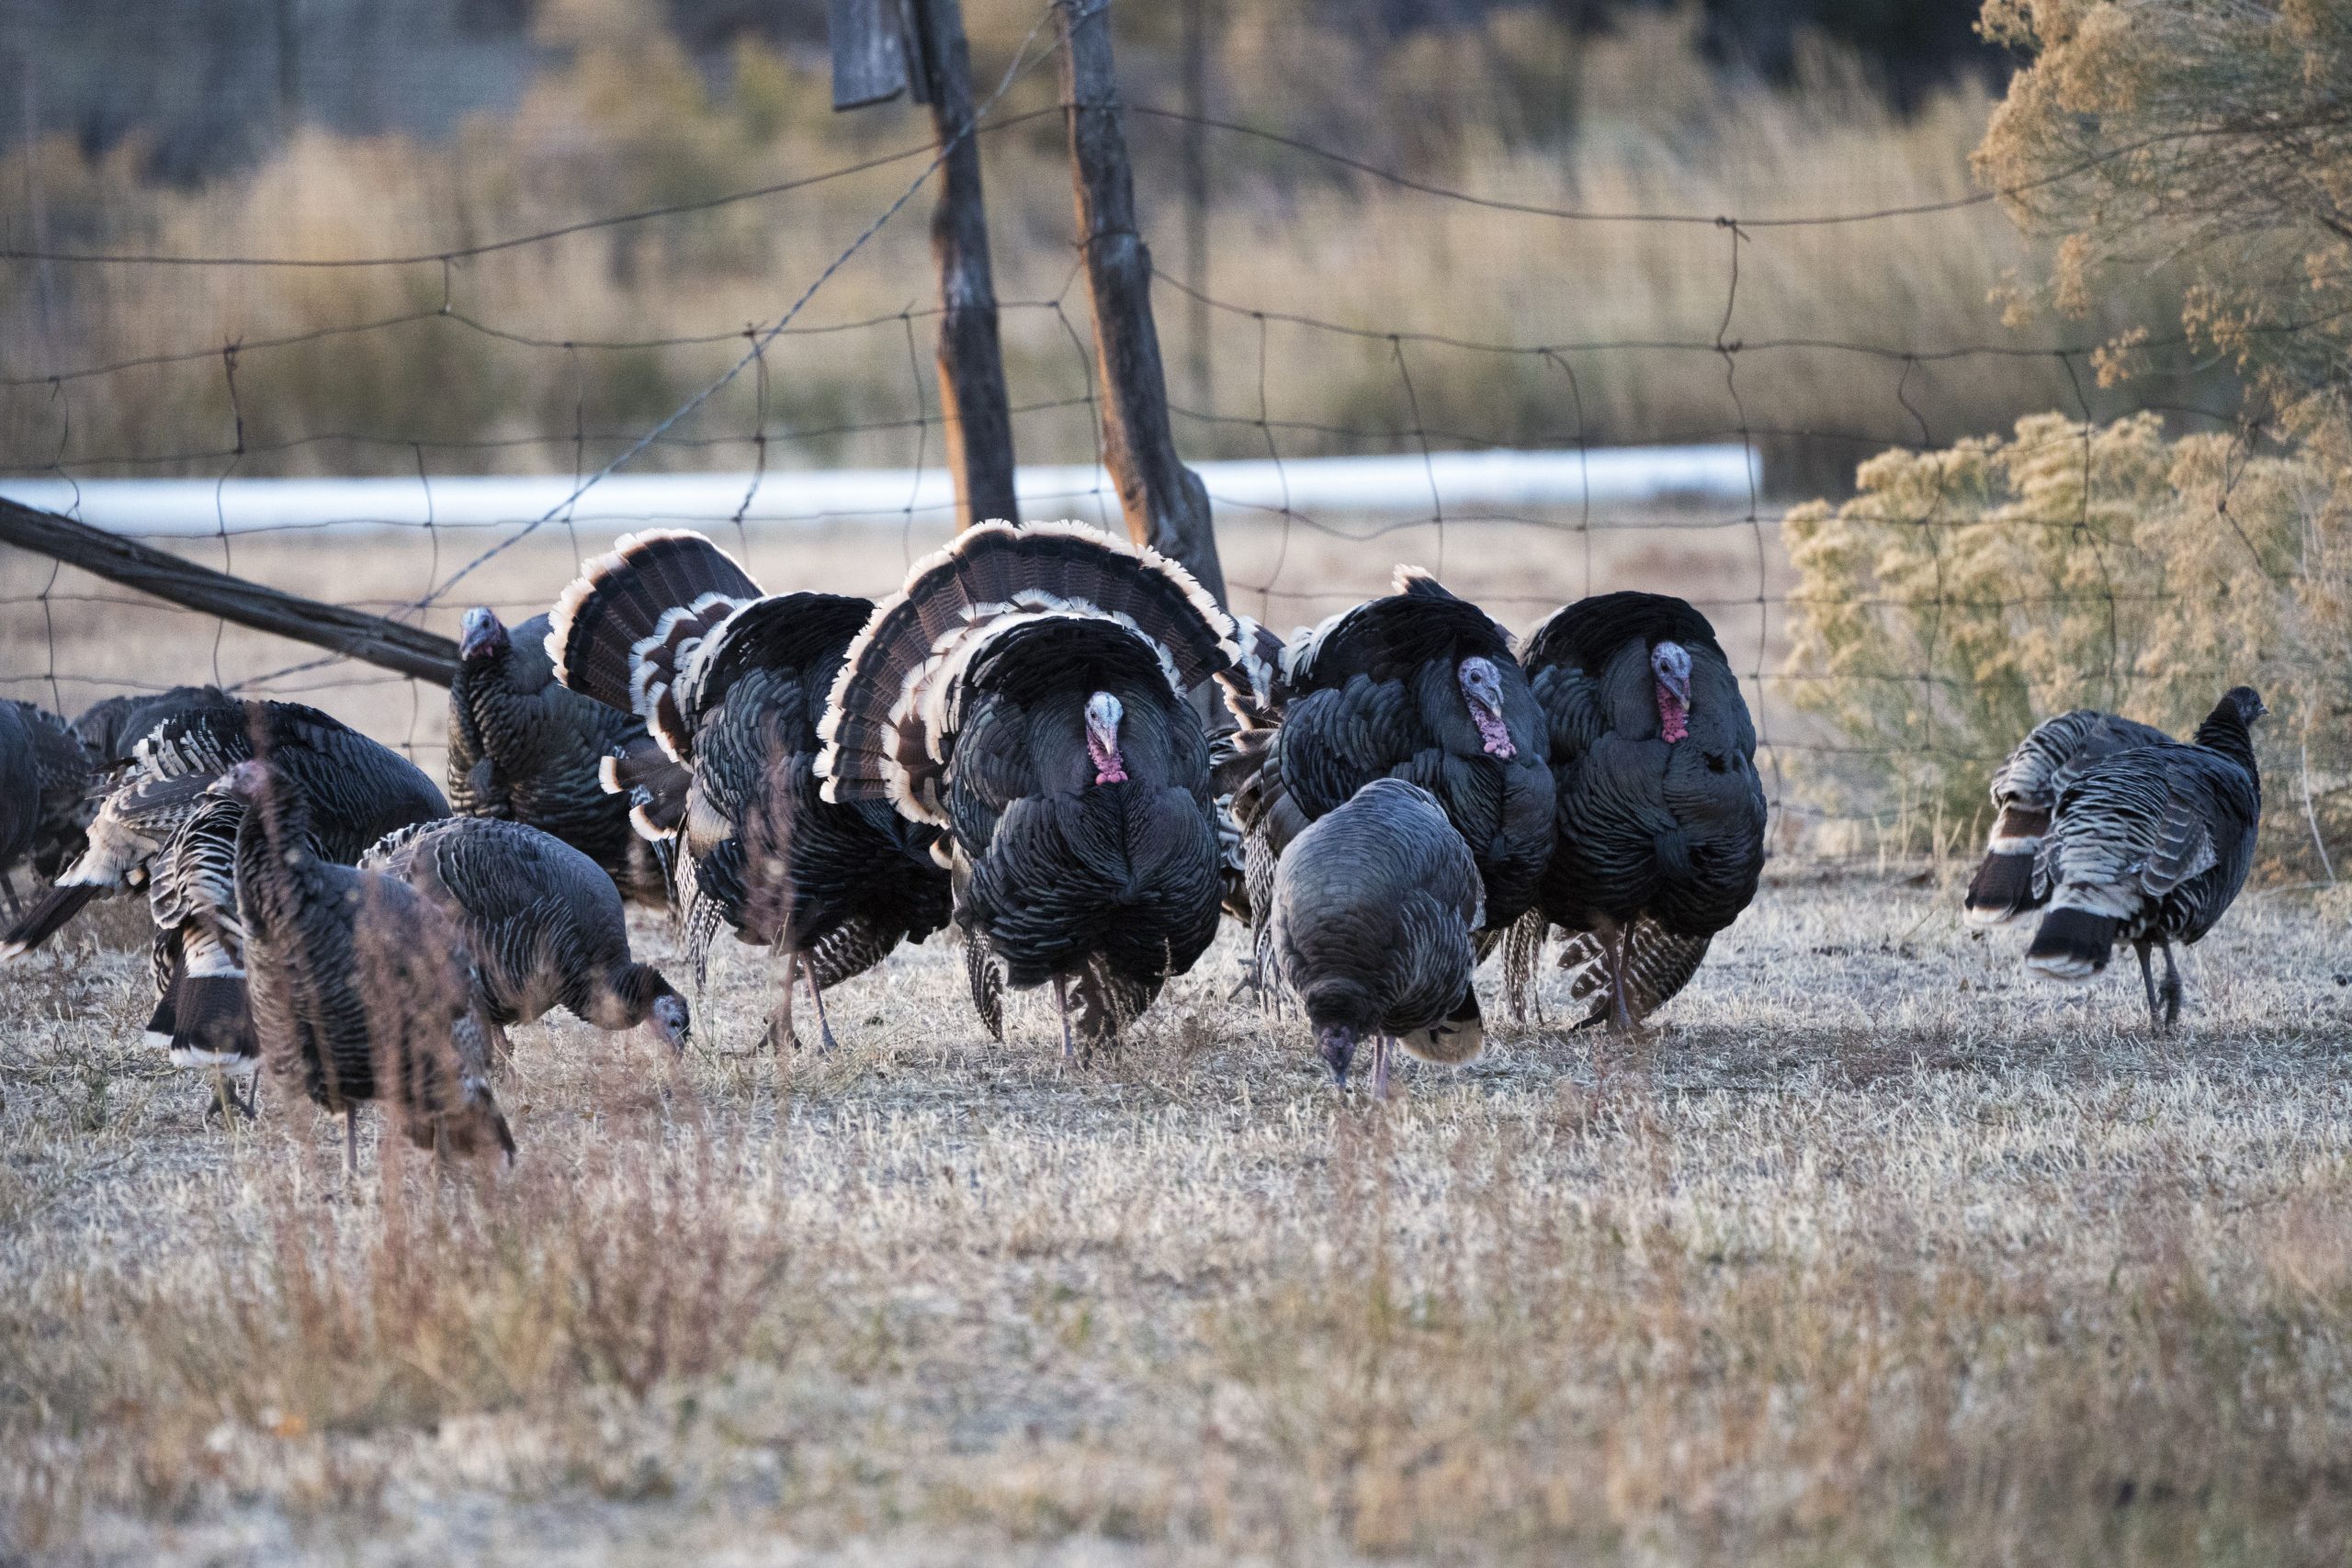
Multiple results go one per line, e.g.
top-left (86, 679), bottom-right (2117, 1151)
top-left (0, 446), bottom-right (1758, 536)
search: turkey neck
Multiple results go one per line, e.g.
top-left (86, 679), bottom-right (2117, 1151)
top-left (2190, 704), bottom-right (2261, 794)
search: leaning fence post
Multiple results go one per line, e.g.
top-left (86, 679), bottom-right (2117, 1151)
top-left (1054, 0), bottom-right (1228, 605)
top-left (0, 499), bottom-right (459, 683)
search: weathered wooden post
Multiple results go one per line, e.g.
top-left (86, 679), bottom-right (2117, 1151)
top-left (1055, 0), bottom-right (1227, 605)
top-left (830, 0), bottom-right (1017, 529)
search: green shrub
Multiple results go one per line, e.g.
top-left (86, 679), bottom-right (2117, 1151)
top-left (1782, 412), bottom-right (2347, 870)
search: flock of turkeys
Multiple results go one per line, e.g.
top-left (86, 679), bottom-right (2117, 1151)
top-left (0, 520), bottom-right (2267, 1170)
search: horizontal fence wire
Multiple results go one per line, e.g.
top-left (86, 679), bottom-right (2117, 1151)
top-left (0, 0), bottom-right (2319, 852)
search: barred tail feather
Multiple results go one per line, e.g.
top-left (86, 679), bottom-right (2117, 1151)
top-left (1, 882), bottom-right (100, 959)
top-left (166, 973), bottom-right (258, 1071)
top-left (2024, 907), bottom-right (2117, 981)
top-left (1558, 919), bottom-right (1713, 1026)
top-left (1962, 850), bottom-right (2039, 927)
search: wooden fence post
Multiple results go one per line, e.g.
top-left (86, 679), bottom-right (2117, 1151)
top-left (0, 499), bottom-right (458, 684)
top-left (913, 0), bottom-right (1018, 528)
top-left (1055, 0), bottom-right (1227, 605)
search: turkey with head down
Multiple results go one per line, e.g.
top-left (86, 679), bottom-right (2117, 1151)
top-left (1962, 707), bottom-right (2172, 929)
top-left (1271, 778), bottom-right (1485, 1100)
top-left (0, 697), bottom-right (448, 1119)
top-left (363, 817), bottom-right (689, 1058)
top-left (2022, 685), bottom-right (2264, 1031)
top-left (447, 605), bottom-right (676, 908)
top-left (547, 530), bottom-right (948, 1052)
top-left (220, 759), bottom-right (511, 1176)
top-left (1507, 592), bottom-right (1766, 1031)
top-left (817, 521), bottom-right (1240, 1056)
top-left (1216, 568), bottom-right (1553, 994)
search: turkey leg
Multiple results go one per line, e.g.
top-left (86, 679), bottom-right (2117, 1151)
top-left (1600, 921), bottom-right (1637, 1032)
top-left (2157, 940), bottom-right (2183, 1032)
top-left (1369, 1033), bottom-right (1393, 1101)
top-left (343, 1107), bottom-right (360, 1181)
top-left (802, 953), bottom-right (840, 1053)
top-left (2132, 938), bottom-right (2160, 1030)
top-left (1053, 973), bottom-right (1077, 1064)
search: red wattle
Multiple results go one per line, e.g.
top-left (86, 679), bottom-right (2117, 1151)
top-left (1657, 689), bottom-right (1689, 744)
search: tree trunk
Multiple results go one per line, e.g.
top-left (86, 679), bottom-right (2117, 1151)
top-left (1055, 0), bottom-right (1227, 605)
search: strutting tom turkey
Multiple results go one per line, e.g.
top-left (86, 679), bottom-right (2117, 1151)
top-left (817, 521), bottom-right (1240, 1056)
top-left (1216, 568), bottom-right (1554, 1000)
top-left (547, 530), bottom-right (948, 1050)
top-left (1507, 591), bottom-right (1766, 1030)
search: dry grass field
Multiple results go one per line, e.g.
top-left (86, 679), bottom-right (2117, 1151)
top-left (5, 865), bottom-right (2352, 1565)
top-left (4, 525), bottom-right (2350, 1564)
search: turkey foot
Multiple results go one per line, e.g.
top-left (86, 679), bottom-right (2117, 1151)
top-left (800, 953), bottom-right (840, 1053)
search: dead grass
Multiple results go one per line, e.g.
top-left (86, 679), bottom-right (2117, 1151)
top-left (4, 858), bottom-right (2351, 1564)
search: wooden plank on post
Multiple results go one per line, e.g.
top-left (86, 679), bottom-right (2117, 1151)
top-left (0, 498), bottom-right (458, 685)
top-left (912, 0), bottom-right (1017, 528)
top-left (1054, 0), bottom-right (1227, 605)
top-left (830, 0), bottom-right (914, 110)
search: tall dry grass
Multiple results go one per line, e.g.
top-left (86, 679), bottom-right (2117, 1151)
top-left (0, 6), bottom-right (2220, 492)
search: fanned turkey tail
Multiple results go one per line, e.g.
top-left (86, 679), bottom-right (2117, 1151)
top-left (817, 520), bottom-right (1239, 825)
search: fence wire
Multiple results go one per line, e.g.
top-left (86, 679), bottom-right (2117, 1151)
top-left (0, 3), bottom-right (2307, 855)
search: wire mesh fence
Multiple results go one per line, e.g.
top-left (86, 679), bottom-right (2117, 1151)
top-left (0, 0), bottom-right (2319, 862)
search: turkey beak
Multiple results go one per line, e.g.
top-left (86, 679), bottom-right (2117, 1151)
top-left (1317, 1025), bottom-right (1356, 1090)
top-left (458, 608), bottom-right (505, 661)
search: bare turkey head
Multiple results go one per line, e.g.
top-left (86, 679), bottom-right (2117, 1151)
top-left (649, 989), bottom-right (692, 1055)
top-left (1651, 641), bottom-right (1693, 743)
top-left (458, 605), bottom-right (510, 663)
top-left (1455, 656), bottom-right (1514, 758)
top-left (212, 757), bottom-right (277, 806)
top-left (1084, 691), bottom-right (1128, 784)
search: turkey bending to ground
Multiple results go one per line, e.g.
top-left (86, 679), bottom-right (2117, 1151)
top-left (0, 701), bottom-right (101, 895)
top-left (1962, 708), bottom-right (2173, 927)
top-left (819, 521), bottom-right (1240, 1055)
top-left (1506, 592), bottom-right (1766, 1030)
top-left (0, 698), bottom-right (448, 1115)
top-left (364, 818), bottom-right (689, 1057)
top-left (1219, 569), bottom-right (1553, 989)
top-left (1271, 778), bottom-right (1485, 1099)
top-left (74, 685), bottom-right (227, 764)
top-left (448, 606), bottom-right (674, 908)
top-left (2022, 685), bottom-right (2265, 1030)
top-left (548, 530), bottom-right (948, 1050)
top-left (220, 760), bottom-right (512, 1174)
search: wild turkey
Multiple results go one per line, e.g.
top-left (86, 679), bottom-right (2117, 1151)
top-left (1962, 708), bottom-right (2172, 927)
top-left (0, 705), bottom-right (44, 916)
top-left (818, 521), bottom-right (1239, 1055)
top-left (74, 684), bottom-right (227, 764)
top-left (0, 701), bottom-right (101, 894)
top-left (1, 699), bottom-right (447, 1113)
top-left (2023, 685), bottom-right (2265, 1029)
top-left (220, 760), bottom-right (512, 1173)
top-left (1271, 778), bottom-right (1486, 1099)
top-left (447, 605), bottom-right (673, 908)
top-left (1219, 569), bottom-right (1553, 987)
top-left (1507, 592), bottom-right (1766, 1030)
top-left (363, 817), bottom-right (689, 1055)
top-left (548, 529), bottom-right (949, 1050)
